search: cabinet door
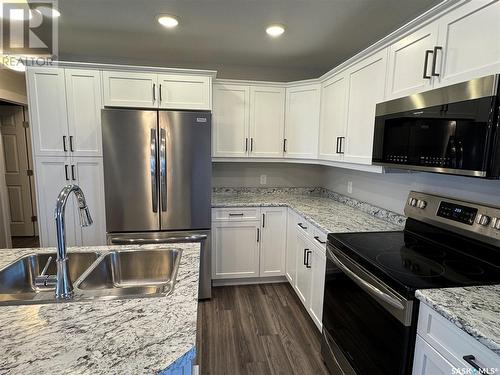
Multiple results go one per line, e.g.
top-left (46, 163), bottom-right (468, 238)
top-left (27, 67), bottom-right (69, 157)
top-left (319, 73), bottom-right (347, 161)
top-left (434, 0), bottom-right (500, 87)
top-left (212, 84), bottom-right (250, 157)
top-left (309, 243), bottom-right (326, 331)
top-left (412, 335), bottom-right (456, 375)
top-left (386, 22), bottom-right (438, 100)
top-left (102, 71), bottom-right (158, 108)
top-left (34, 157), bottom-right (79, 247)
top-left (259, 207), bottom-right (286, 277)
top-left (71, 157), bottom-right (106, 246)
top-left (65, 69), bottom-right (103, 157)
top-left (285, 208), bottom-right (298, 284)
top-left (344, 49), bottom-right (388, 165)
top-left (158, 74), bottom-right (211, 110)
top-left (295, 232), bottom-right (312, 305)
top-left (249, 86), bottom-right (285, 158)
top-left (284, 84), bottom-right (321, 159)
top-left (212, 220), bottom-right (260, 279)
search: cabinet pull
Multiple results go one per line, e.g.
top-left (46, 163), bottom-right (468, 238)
top-left (63, 136), bottom-right (67, 152)
top-left (283, 138), bottom-right (287, 153)
top-left (153, 83), bottom-right (156, 101)
top-left (462, 355), bottom-right (485, 372)
top-left (250, 138), bottom-right (254, 152)
top-left (303, 248), bottom-right (308, 266)
top-left (423, 50), bottom-right (433, 79)
top-left (431, 46), bottom-right (442, 77)
top-left (69, 136), bottom-right (74, 152)
top-left (314, 236), bottom-right (326, 244)
top-left (71, 165), bottom-right (76, 181)
top-left (339, 137), bottom-right (345, 154)
top-left (159, 84), bottom-right (162, 102)
top-left (245, 138), bottom-right (248, 152)
top-left (229, 213), bottom-right (244, 217)
top-left (64, 164), bottom-right (69, 181)
top-left (298, 223), bottom-right (308, 230)
top-left (257, 228), bottom-right (260, 242)
top-left (305, 249), bottom-right (312, 268)
top-left (336, 137), bottom-right (340, 154)
top-left (262, 213), bottom-right (265, 228)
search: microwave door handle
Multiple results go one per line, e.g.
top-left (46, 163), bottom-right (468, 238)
top-left (160, 128), bottom-right (167, 212)
top-left (150, 129), bottom-right (158, 213)
top-left (327, 248), bottom-right (404, 310)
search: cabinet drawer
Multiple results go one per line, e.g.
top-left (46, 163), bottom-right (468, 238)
top-left (212, 207), bottom-right (260, 221)
top-left (311, 226), bottom-right (328, 249)
top-left (296, 215), bottom-right (314, 237)
top-left (417, 303), bottom-right (500, 372)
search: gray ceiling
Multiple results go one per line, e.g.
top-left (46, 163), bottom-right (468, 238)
top-left (58, 0), bottom-right (442, 81)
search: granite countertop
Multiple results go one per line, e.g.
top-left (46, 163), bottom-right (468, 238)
top-left (0, 243), bottom-right (200, 375)
top-left (212, 187), bottom-right (405, 233)
top-left (416, 286), bottom-right (500, 356)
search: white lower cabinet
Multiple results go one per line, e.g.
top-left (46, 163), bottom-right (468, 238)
top-left (285, 208), bottom-right (299, 284)
top-left (413, 335), bottom-right (456, 375)
top-left (294, 231), bottom-right (312, 305)
top-left (259, 207), bottom-right (287, 276)
top-left (309, 242), bottom-right (326, 330)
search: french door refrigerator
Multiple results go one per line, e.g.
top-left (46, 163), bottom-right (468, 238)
top-left (101, 109), bottom-right (212, 299)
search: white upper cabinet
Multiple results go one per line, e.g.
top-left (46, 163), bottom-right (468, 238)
top-left (65, 69), bottom-right (103, 157)
top-left (344, 49), bottom-right (388, 165)
top-left (249, 86), bottom-right (285, 158)
top-left (157, 74), bottom-right (211, 110)
top-left (212, 84), bottom-right (250, 157)
top-left (259, 207), bottom-right (287, 277)
top-left (284, 84), bottom-right (321, 159)
top-left (27, 67), bottom-right (69, 157)
top-left (319, 73), bottom-right (348, 161)
top-left (434, 0), bottom-right (500, 87)
top-left (386, 22), bottom-right (439, 100)
top-left (102, 71), bottom-right (158, 108)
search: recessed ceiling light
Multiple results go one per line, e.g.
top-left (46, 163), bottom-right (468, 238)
top-left (36, 6), bottom-right (61, 18)
top-left (157, 15), bottom-right (179, 28)
top-left (266, 24), bottom-right (285, 37)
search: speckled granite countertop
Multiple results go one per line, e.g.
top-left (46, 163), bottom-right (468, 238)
top-left (0, 243), bottom-right (200, 374)
top-left (212, 187), bottom-right (405, 233)
top-left (416, 286), bottom-right (500, 356)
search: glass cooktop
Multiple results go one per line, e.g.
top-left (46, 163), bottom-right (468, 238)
top-left (328, 220), bottom-right (500, 298)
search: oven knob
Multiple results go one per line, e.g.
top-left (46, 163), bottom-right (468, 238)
top-left (417, 200), bottom-right (427, 209)
top-left (476, 214), bottom-right (491, 226)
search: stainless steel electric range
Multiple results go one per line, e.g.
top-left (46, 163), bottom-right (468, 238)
top-left (322, 191), bottom-right (500, 375)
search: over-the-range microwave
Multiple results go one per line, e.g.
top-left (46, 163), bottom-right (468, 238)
top-left (372, 75), bottom-right (500, 178)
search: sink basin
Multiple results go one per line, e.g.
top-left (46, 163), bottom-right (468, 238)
top-left (0, 252), bottom-right (100, 303)
top-left (76, 248), bottom-right (182, 297)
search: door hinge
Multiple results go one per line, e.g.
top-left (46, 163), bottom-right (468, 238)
top-left (22, 121), bottom-right (29, 128)
top-left (31, 215), bottom-right (37, 222)
top-left (26, 169), bottom-right (34, 176)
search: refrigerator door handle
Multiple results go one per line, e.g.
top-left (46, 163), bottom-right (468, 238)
top-left (150, 129), bottom-right (158, 213)
top-left (160, 127), bottom-right (167, 212)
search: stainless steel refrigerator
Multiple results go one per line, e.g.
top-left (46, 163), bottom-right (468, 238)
top-left (101, 109), bottom-right (212, 299)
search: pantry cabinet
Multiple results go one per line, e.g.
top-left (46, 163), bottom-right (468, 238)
top-left (284, 84), bottom-right (321, 159)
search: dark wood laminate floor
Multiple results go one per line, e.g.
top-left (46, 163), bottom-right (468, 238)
top-left (196, 283), bottom-right (330, 375)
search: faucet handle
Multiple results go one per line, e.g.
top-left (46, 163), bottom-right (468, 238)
top-left (34, 256), bottom-right (57, 288)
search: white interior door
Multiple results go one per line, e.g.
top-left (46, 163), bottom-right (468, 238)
top-left (65, 69), bottom-right (103, 157)
top-left (212, 84), bottom-right (250, 157)
top-left (0, 105), bottom-right (35, 236)
top-left (249, 86), bottom-right (285, 157)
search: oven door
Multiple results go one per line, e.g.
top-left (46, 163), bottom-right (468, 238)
top-left (322, 244), bottom-right (416, 375)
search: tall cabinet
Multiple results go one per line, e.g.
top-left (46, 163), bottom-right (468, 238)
top-left (27, 67), bottom-right (106, 247)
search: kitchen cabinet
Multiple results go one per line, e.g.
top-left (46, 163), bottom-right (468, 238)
top-left (386, 22), bottom-right (439, 100)
top-left (319, 73), bottom-right (348, 161)
top-left (344, 49), bottom-right (388, 165)
top-left (212, 84), bottom-right (250, 157)
top-left (249, 86), bottom-right (285, 157)
top-left (102, 71), bottom-right (158, 108)
top-left (295, 231), bottom-right (313, 305)
top-left (27, 67), bottom-right (69, 157)
top-left (309, 242), bottom-right (326, 330)
top-left (212, 217), bottom-right (261, 279)
top-left (284, 84), bottom-right (321, 159)
top-left (65, 69), bottom-right (103, 157)
top-left (285, 208), bottom-right (299, 284)
top-left (413, 335), bottom-right (456, 375)
top-left (157, 74), bottom-right (211, 110)
top-left (259, 207), bottom-right (286, 276)
top-left (434, 0), bottom-right (500, 88)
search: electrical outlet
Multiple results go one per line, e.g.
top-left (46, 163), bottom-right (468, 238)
top-left (347, 181), bottom-right (353, 194)
top-left (260, 174), bottom-right (267, 185)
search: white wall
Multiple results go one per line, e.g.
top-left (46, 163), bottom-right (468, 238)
top-left (0, 70), bottom-right (27, 105)
top-left (212, 162), bottom-right (323, 188)
top-left (320, 167), bottom-right (500, 215)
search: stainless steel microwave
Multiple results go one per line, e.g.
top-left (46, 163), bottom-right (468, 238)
top-left (372, 75), bottom-right (500, 178)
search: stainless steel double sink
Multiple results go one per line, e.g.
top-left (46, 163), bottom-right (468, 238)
top-left (0, 248), bottom-right (182, 306)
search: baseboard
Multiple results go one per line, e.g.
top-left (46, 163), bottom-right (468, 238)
top-left (212, 276), bottom-right (287, 286)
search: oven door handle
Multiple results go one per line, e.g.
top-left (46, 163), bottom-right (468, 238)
top-left (328, 248), bottom-right (405, 311)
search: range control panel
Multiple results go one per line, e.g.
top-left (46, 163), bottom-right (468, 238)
top-left (404, 191), bottom-right (500, 246)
